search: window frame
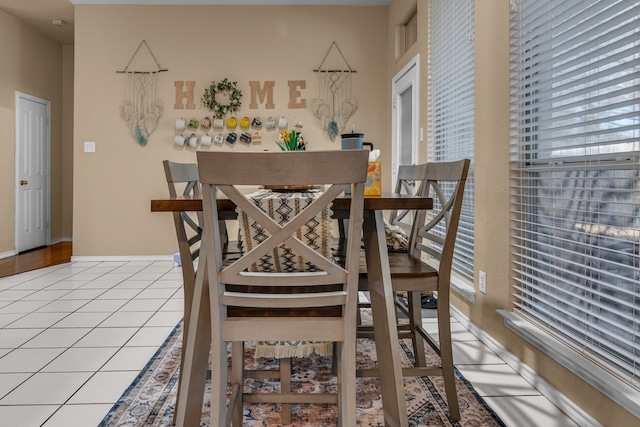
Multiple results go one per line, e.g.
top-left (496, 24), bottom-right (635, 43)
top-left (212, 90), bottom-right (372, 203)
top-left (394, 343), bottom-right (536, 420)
top-left (509, 0), bottom-right (640, 390)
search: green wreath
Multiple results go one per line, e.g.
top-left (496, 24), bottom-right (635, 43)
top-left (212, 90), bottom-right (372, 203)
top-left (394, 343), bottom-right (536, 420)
top-left (201, 78), bottom-right (242, 116)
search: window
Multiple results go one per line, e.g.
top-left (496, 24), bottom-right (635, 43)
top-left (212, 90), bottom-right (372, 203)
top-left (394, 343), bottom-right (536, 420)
top-left (427, 0), bottom-right (475, 282)
top-left (511, 0), bottom-right (640, 387)
top-left (403, 8), bottom-right (418, 54)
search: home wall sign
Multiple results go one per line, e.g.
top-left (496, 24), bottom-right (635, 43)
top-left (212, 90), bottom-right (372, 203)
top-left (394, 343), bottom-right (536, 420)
top-left (287, 81), bottom-right (307, 109)
top-left (173, 80), bottom-right (307, 111)
top-left (174, 81), bottom-right (196, 109)
top-left (249, 81), bottom-right (275, 109)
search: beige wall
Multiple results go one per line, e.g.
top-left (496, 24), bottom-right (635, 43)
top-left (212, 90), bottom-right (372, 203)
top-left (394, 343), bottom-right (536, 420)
top-left (0, 9), bottom-right (67, 256)
top-left (62, 46), bottom-right (75, 239)
top-left (73, 5), bottom-right (389, 256)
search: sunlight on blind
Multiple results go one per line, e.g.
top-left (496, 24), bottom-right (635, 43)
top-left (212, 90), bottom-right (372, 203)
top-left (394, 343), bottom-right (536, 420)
top-left (428, 0), bottom-right (475, 282)
top-left (510, 0), bottom-right (640, 388)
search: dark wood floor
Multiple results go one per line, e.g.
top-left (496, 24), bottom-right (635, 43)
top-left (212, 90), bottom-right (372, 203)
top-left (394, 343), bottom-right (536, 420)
top-left (0, 242), bottom-right (72, 279)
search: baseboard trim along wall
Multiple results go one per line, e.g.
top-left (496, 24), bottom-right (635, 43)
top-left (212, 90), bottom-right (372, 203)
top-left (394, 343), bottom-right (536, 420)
top-left (50, 237), bottom-right (73, 245)
top-left (0, 250), bottom-right (17, 260)
top-left (497, 309), bottom-right (640, 421)
top-left (450, 306), bottom-right (604, 427)
top-left (0, 238), bottom-right (72, 260)
top-left (70, 255), bottom-right (174, 262)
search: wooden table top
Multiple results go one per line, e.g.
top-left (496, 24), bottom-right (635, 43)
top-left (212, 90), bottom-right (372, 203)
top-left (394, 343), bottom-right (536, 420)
top-left (151, 192), bottom-right (433, 212)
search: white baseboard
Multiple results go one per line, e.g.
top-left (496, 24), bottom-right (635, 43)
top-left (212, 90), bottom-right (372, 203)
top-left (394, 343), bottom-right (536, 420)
top-left (1, 239), bottom-right (71, 260)
top-left (70, 255), bottom-right (174, 262)
top-left (50, 237), bottom-right (72, 245)
top-left (0, 250), bottom-right (17, 260)
top-left (498, 310), bottom-right (640, 421)
top-left (450, 306), bottom-right (603, 427)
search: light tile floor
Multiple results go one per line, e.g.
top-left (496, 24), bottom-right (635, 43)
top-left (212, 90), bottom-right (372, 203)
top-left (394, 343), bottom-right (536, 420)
top-left (0, 261), bottom-right (580, 427)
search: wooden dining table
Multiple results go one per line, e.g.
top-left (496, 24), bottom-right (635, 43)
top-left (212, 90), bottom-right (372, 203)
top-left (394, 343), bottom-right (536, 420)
top-left (151, 191), bottom-right (432, 427)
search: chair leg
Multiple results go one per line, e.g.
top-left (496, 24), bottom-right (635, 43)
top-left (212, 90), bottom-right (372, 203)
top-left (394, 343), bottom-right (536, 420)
top-left (332, 342), bottom-right (338, 376)
top-left (437, 303), bottom-right (460, 420)
top-left (280, 357), bottom-right (292, 424)
top-left (172, 289), bottom-right (192, 425)
top-left (231, 342), bottom-right (244, 426)
top-left (408, 291), bottom-right (427, 367)
top-left (210, 338), bottom-right (230, 427)
top-left (337, 339), bottom-right (356, 427)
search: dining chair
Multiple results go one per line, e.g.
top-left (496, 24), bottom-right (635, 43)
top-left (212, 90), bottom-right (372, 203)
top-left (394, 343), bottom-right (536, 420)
top-left (163, 161), bottom-right (242, 258)
top-left (195, 150), bottom-right (368, 426)
top-left (358, 158), bottom-right (470, 421)
top-left (162, 160), bottom-right (244, 423)
top-left (162, 160), bottom-right (204, 424)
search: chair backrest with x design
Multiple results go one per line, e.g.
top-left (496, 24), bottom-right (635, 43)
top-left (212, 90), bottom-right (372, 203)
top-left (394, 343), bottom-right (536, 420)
top-left (163, 160), bottom-right (203, 279)
top-left (404, 158), bottom-right (470, 421)
top-left (387, 163), bottom-right (430, 238)
top-left (407, 159), bottom-right (470, 286)
top-left (196, 149), bottom-right (368, 426)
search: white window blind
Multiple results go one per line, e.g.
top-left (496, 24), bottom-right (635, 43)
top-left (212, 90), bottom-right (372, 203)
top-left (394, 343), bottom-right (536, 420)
top-left (510, 0), bottom-right (640, 387)
top-left (428, 0), bottom-right (475, 282)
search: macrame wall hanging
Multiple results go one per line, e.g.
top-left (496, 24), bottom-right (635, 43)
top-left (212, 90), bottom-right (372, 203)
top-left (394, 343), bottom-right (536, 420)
top-left (117, 40), bottom-right (167, 146)
top-left (311, 41), bottom-right (358, 142)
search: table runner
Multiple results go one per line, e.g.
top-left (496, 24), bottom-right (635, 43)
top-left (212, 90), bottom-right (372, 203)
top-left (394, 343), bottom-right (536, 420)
top-left (236, 189), bottom-right (333, 358)
top-left (237, 189), bottom-right (332, 272)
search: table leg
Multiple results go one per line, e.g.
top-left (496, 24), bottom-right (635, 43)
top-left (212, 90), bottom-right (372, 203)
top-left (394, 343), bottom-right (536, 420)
top-left (174, 255), bottom-right (211, 427)
top-left (362, 210), bottom-right (408, 427)
top-left (171, 211), bottom-right (194, 425)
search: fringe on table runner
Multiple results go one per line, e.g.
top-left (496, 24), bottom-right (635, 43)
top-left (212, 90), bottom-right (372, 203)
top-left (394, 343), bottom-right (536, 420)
top-left (255, 341), bottom-right (334, 359)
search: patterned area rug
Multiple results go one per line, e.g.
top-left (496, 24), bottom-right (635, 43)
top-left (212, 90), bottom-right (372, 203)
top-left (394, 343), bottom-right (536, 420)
top-left (99, 320), bottom-right (505, 426)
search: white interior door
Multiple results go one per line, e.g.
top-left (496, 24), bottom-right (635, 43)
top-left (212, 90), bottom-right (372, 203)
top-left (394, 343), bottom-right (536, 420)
top-left (391, 55), bottom-right (420, 187)
top-left (15, 92), bottom-right (50, 253)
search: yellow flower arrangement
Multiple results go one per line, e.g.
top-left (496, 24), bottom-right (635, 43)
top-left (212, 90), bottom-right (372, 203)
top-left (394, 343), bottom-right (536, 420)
top-left (276, 129), bottom-right (306, 151)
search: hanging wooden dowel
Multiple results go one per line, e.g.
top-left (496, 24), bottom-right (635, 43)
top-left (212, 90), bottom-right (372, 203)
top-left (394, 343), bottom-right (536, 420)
top-left (116, 70), bottom-right (168, 74)
top-left (313, 69), bottom-right (357, 73)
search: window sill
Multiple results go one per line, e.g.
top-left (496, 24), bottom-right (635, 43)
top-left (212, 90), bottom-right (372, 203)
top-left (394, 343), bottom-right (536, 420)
top-left (498, 310), bottom-right (640, 419)
top-left (451, 273), bottom-right (476, 303)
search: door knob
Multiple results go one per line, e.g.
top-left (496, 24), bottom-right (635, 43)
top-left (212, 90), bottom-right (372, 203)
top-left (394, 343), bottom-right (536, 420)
top-left (20, 180), bottom-right (28, 186)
